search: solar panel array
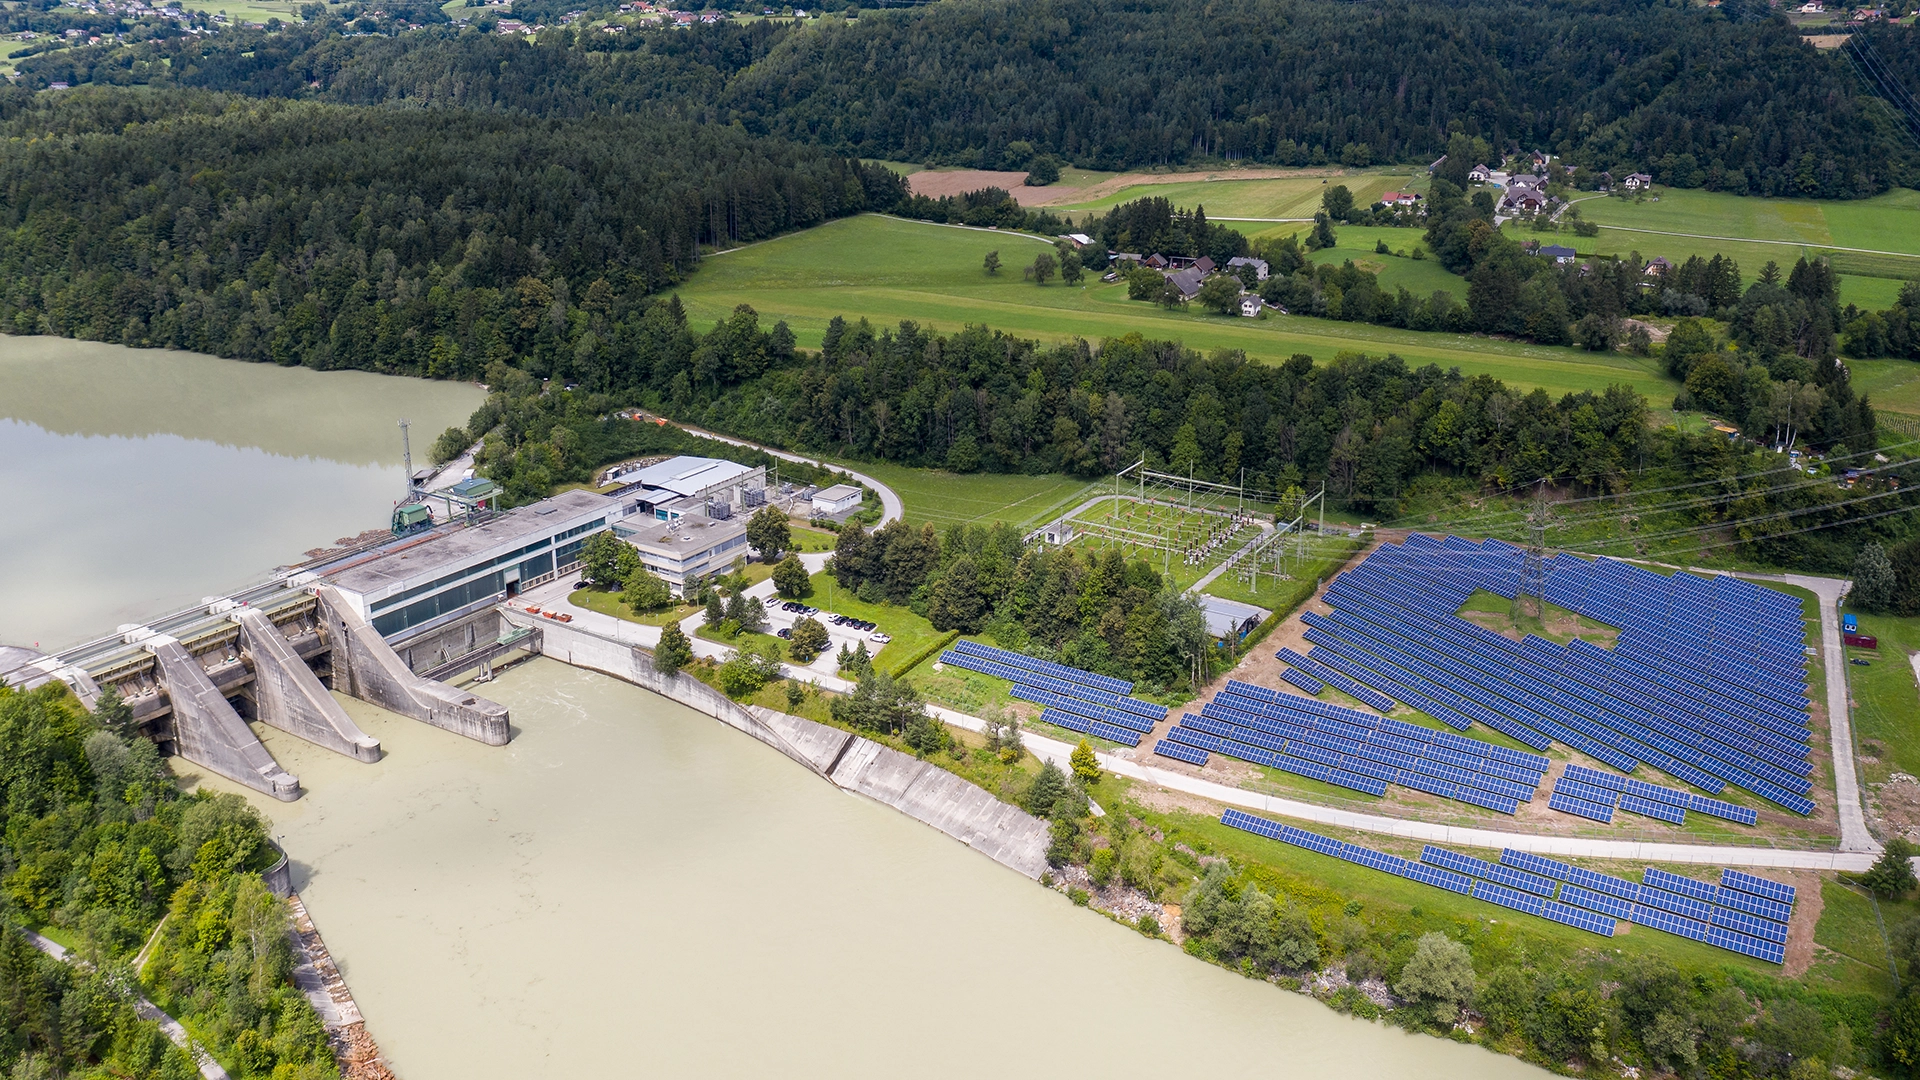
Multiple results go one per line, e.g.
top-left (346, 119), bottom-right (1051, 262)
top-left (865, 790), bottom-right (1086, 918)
top-left (1299, 534), bottom-right (1813, 816)
top-left (1152, 739), bottom-right (1209, 766)
top-left (1219, 809), bottom-right (1792, 963)
top-left (1160, 679), bottom-right (1550, 812)
top-left (937, 640), bottom-right (1170, 749)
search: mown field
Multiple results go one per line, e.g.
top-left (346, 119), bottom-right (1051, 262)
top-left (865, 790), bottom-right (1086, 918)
top-left (1562, 187), bottom-right (1920, 310)
top-left (1041, 168), bottom-right (1429, 219)
top-left (682, 215), bottom-right (1679, 402)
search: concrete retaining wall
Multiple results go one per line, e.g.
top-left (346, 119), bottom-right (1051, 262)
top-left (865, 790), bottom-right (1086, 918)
top-left (315, 586), bottom-right (511, 745)
top-left (508, 611), bottom-right (1050, 879)
top-left (149, 639), bottom-right (300, 801)
top-left (235, 609), bottom-right (381, 763)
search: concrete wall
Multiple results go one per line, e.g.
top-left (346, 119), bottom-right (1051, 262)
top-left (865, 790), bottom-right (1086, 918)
top-left (509, 611), bottom-right (1051, 879)
top-left (235, 609), bottom-right (381, 763)
top-left (389, 608), bottom-right (509, 677)
top-left (148, 639), bottom-right (300, 801)
top-left (314, 586), bottom-right (511, 746)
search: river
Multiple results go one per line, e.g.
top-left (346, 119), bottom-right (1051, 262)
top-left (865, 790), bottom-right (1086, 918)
top-left (6, 339), bottom-right (1540, 1078)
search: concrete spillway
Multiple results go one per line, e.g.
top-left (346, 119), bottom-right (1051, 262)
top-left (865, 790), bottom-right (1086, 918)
top-left (315, 586), bottom-right (512, 745)
top-left (148, 637), bottom-right (302, 801)
top-left (234, 608), bottom-right (381, 763)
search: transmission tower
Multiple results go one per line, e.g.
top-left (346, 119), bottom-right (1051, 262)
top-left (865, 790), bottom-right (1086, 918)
top-left (1514, 488), bottom-right (1551, 621)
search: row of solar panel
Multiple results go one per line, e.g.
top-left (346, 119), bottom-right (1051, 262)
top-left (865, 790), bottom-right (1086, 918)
top-left (1279, 668), bottom-right (1326, 696)
top-left (1167, 726), bottom-right (1389, 797)
top-left (1225, 679), bottom-right (1553, 772)
top-left (1037, 708), bottom-right (1143, 747)
top-left (1216, 685), bottom-right (1554, 777)
top-left (1274, 648), bottom-right (1399, 712)
top-left (1560, 864), bottom-right (1795, 929)
top-left (1565, 764), bottom-right (1760, 826)
top-left (1152, 739), bottom-right (1208, 766)
top-left (948, 639), bottom-right (1134, 694)
top-left (1013, 686), bottom-right (1155, 734)
top-left (940, 650), bottom-right (1167, 724)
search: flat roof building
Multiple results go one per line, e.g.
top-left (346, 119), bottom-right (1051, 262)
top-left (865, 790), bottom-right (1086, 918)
top-left (811, 483), bottom-right (862, 517)
top-left (615, 513), bottom-right (749, 593)
top-left (324, 489), bottom-right (617, 639)
top-left (609, 455), bottom-right (766, 520)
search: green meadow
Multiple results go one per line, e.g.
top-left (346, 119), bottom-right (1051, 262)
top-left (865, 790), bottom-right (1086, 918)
top-left (679, 215), bottom-right (1678, 402)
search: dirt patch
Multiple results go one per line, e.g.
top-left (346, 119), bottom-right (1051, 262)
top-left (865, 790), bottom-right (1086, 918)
top-left (1128, 782), bottom-right (1227, 817)
top-left (905, 169), bottom-right (1034, 200)
top-left (1782, 870), bottom-right (1826, 977)
top-left (1807, 33), bottom-right (1852, 48)
top-left (1620, 318), bottom-right (1669, 344)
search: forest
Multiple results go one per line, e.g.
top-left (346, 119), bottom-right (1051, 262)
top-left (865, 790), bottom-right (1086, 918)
top-left (14, 0), bottom-right (1916, 195)
top-left (0, 89), bottom-right (901, 376)
top-left (0, 684), bottom-right (335, 1079)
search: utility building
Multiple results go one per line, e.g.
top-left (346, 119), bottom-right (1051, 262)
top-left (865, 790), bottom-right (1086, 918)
top-left (608, 455), bottom-right (766, 521)
top-left (613, 513), bottom-right (750, 594)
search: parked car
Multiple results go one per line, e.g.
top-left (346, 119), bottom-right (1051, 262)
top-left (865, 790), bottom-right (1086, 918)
top-left (827, 614), bottom-right (846, 625)
top-left (763, 596), bottom-right (780, 607)
top-left (782, 601), bottom-right (803, 612)
top-left (869, 632), bottom-right (891, 643)
top-left (800, 605), bottom-right (820, 616)
top-left (777, 628), bottom-right (793, 639)
top-left (1850, 657), bottom-right (1870, 666)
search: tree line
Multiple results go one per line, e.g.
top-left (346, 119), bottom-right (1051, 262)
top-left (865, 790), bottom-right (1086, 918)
top-left (14, 0), bottom-right (1913, 195)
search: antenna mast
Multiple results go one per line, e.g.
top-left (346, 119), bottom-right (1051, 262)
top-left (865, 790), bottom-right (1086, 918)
top-left (400, 419), bottom-right (415, 501)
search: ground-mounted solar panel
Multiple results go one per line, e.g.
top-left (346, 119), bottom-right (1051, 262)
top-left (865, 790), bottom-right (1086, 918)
top-left (1280, 668), bottom-right (1327, 696)
top-left (1708, 906), bottom-right (1789, 944)
top-left (1554, 778), bottom-right (1622, 808)
top-left (1540, 899), bottom-right (1616, 937)
top-left (1087, 720), bottom-right (1143, 747)
top-left (1687, 794), bottom-right (1760, 826)
top-left (1406, 863), bottom-right (1474, 894)
top-left (1220, 808), bottom-right (1286, 841)
top-left (1040, 708), bottom-right (1092, 734)
top-left (1562, 763), bottom-right (1628, 791)
top-left (1484, 862), bottom-right (1558, 897)
top-left (1705, 926), bottom-right (1787, 964)
top-left (1153, 739), bottom-right (1209, 766)
top-left (1562, 884), bottom-right (1636, 920)
top-left (1568, 867), bottom-right (1641, 902)
top-left (1421, 846), bottom-right (1494, 878)
top-left (1713, 885), bottom-right (1794, 923)
top-left (1549, 790), bottom-right (1617, 823)
top-left (1632, 904), bottom-right (1711, 942)
top-left (1501, 849), bottom-right (1574, 882)
top-left (1623, 778), bottom-right (1693, 807)
top-left (1619, 793), bottom-right (1686, 824)
top-left (1642, 868), bottom-right (1720, 904)
top-left (1637, 885), bottom-right (1717, 922)
top-left (1721, 869), bottom-right (1797, 905)
top-left (1473, 879), bottom-right (1548, 916)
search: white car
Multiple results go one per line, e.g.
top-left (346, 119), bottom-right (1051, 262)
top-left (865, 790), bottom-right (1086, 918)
top-left (763, 596), bottom-right (780, 607)
top-left (869, 631), bottom-right (891, 644)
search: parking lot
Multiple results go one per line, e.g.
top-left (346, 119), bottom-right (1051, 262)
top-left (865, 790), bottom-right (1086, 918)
top-left (762, 597), bottom-right (892, 651)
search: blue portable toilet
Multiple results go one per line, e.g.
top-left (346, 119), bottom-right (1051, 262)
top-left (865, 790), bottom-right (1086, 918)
top-left (1844, 613), bottom-right (1858, 633)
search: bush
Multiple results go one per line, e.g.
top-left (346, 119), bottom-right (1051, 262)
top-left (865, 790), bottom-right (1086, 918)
top-left (888, 629), bottom-right (959, 678)
top-left (622, 567), bottom-right (672, 613)
top-left (716, 653), bottom-right (768, 697)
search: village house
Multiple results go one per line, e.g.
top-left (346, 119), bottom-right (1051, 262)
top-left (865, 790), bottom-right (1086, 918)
top-left (1499, 188), bottom-right (1550, 215)
top-left (1468, 164), bottom-right (1493, 183)
top-left (1227, 256), bottom-right (1270, 281)
top-left (1534, 243), bottom-right (1578, 265)
top-left (1507, 173), bottom-right (1545, 190)
top-left (1623, 172), bottom-right (1654, 191)
top-left (1380, 191), bottom-right (1422, 207)
top-left (1239, 295), bottom-right (1266, 318)
top-left (1166, 267), bottom-right (1206, 301)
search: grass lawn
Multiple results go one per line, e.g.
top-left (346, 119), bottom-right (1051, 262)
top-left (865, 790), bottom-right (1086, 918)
top-left (846, 458), bottom-right (1103, 530)
top-left (567, 587), bottom-right (699, 626)
top-left (1839, 608), bottom-right (1920, 785)
top-left (787, 524), bottom-right (839, 553)
top-left (676, 214), bottom-right (1682, 403)
top-left (1846, 359), bottom-right (1920, 420)
top-left (1812, 880), bottom-right (1904, 995)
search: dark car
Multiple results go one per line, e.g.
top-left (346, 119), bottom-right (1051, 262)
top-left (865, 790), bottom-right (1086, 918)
top-left (782, 601), bottom-right (803, 612)
top-left (777, 628), bottom-right (793, 639)
top-left (1850, 657), bottom-right (1870, 666)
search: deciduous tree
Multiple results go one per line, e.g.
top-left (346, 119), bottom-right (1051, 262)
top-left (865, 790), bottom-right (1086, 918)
top-left (772, 553), bottom-right (812, 598)
top-left (788, 616), bottom-right (830, 661)
top-left (745, 504), bottom-right (792, 560)
top-left (654, 622), bottom-right (694, 675)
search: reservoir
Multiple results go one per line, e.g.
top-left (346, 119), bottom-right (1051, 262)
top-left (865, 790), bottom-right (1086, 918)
top-left (5, 340), bottom-right (1542, 1079)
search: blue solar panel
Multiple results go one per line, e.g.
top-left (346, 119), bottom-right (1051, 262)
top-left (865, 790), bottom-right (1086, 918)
top-left (1637, 885), bottom-right (1716, 922)
top-left (1619, 793), bottom-right (1685, 824)
top-left (1406, 863), bottom-right (1474, 894)
top-left (1473, 879), bottom-right (1548, 916)
top-left (1709, 906), bottom-right (1789, 944)
top-left (1633, 904), bottom-right (1711, 943)
top-left (1714, 885), bottom-right (1794, 923)
top-left (1562, 763), bottom-right (1628, 792)
top-left (1484, 862), bottom-right (1558, 897)
top-left (1706, 925), bottom-right (1786, 964)
top-left (1153, 739), bottom-right (1209, 766)
top-left (1421, 845), bottom-right (1494, 878)
top-left (1279, 668), bottom-right (1327, 696)
top-left (1643, 868), bottom-right (1721, 903)
top-left (1549, 790), bottom-right (1616, 823)
top-left (1568, 867), bottom-right (1641, 902)
top-left (1540, 899), bottom-right (1616, 937)
top-left (1721, 869), bottom-right (1797, 905)
top-left (1562, 884), bottom-right (1635, 920)
top-left (1500, 849), bottom-right (1574, 881)
top-left (1555, 777), bottom-right (1622, 807)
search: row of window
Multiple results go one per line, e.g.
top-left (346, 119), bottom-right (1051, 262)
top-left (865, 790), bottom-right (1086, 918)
top-left (371, 550), bottom-right (555, 637)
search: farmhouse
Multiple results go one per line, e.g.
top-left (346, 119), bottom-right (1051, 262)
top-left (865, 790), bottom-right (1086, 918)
top-left (1166, 267), bottom-right (1206, 301)
top-left (1623, 172), bottom-right (1654, 191)
top-left (1468, 164), bottom-right (1493, 182)
top-left (1380, 191), bottom-right (1422, 207)
top-left (1227, 256), bottom-right (1270, 280)
top-left (1239, 296), bottom-right (1266, 317)
top-left (1507, 173), bottom-right (1545, 190)
top-left (1499, 188), bottom-right (1549, 214)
